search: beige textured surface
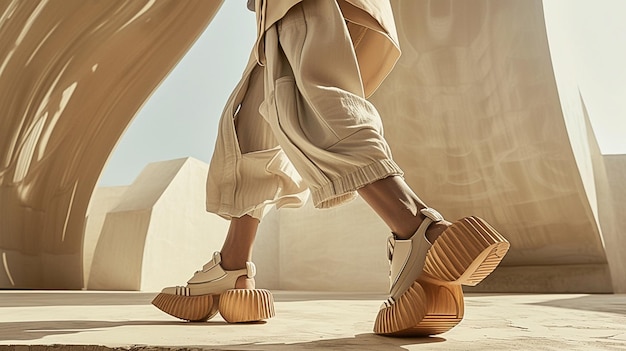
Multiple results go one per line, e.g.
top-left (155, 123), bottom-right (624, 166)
top-left (0, 291), bottom-right (625, 350)
top-left (0, 0), bottom-right (223, 289)
top-left (596, 154), bottom-right (626, 292)
top-left (83, 186), bottom-right (128, 285)
top-left (87, 158), bottom-right (229, 291)
top-left (256, 197), bottom-right (390, 292)
top-left (369, 0), bottom-right (615, 291)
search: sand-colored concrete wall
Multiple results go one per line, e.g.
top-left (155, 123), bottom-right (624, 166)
top-left (84, 186), bottom-right (128, 285)
top-left (370, 0), bottom-right (613, 292)
top-left (86, 158), bottom-right (229, 291)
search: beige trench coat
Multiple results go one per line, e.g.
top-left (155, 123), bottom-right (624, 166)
top-left (253, 0), bottom-right (401, 97)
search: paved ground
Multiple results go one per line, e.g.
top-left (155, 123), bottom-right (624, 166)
top-left (0, 291), bottom-right (625, 350)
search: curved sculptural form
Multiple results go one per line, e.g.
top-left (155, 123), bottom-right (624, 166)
top-left (0, 0), bottom-right (223, 288)
top-left (372, 0), bottom-right (621, 292)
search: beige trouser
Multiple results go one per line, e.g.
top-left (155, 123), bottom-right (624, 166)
top-left (206, 0), bottom-right (403, 220)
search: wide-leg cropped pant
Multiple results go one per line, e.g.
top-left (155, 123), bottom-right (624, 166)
top-left (206, 0), bottom-right (403, 220)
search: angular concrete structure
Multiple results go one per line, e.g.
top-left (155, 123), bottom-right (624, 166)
top-left (0, 0), bottom-right (624, 293)
top-left (86, 158), bottom-right (229, 291)
top-left (83, 185), bottom-right (128, 286)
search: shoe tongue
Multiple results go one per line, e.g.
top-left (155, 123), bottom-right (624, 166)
top-left (212, 252), bottom-right (222, 264)
top-left (199, 252), bottom-right (222, 271)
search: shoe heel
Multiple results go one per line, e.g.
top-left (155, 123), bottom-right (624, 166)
top-left (152, 293), bottom-right (219, 322)
top-left (218, 289), bottom-right (275, 323)
top-left (424, 216), bottom-right (510, 286)
top-left (373, 281), bottom-right (428, 336)
top-left (410, 278), bottom-right (464, 336)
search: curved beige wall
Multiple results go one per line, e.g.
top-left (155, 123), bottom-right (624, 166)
top-left (369, 0), bottom-right (616, 291)
top-left (374, 0), bottom-right (604, 266)
top-left (0, 0), bottom-right (222, 288)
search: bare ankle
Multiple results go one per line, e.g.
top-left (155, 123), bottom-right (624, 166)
top-left (219, 248), bottom-right (251, 271)
top-left (394, 217), bottom-right (451, 242)
top-left (392, 212), bottom-right (427, 240)
top-left (425, 220), bottom-right (451, 243)
top-left (220, 257), bottom-right (248, 271)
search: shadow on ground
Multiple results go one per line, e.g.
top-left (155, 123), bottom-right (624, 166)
top-left (140, 333), bottom-right (444, 350)
top-left (0, 292), bottom-right (157, 307)
top-left (0, 320), bottom-right (200, 341)
top-left (0, 291), bottom-right (386, 307)
top-left (530, 294), bottom-right (626, 315)
top-left (0, 318), bottom-right (444, 350)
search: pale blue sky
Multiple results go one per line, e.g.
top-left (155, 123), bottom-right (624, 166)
top-left (98, 0), bottom-right (626, 187)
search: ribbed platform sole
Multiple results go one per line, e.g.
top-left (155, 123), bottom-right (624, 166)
top-left (152, 289), bottom-right (275, 323)
top-left (373, 281), bottom-right (428, 335)
top-left (405, 278), bottom-right (464, 336)
top-left (151, 293), bottom-right (219, 322)
top-left (219, 289), bottom-right (275, 323)
top-left (423, 216), bottom-right (510, 286)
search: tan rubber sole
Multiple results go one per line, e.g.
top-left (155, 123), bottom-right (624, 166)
top-left (373, 281), bottom-right (428, 335)
top-left (151, 288), bottom-right (275, 323)
top-left (423, 216), bottom-right (510, 286)
top-left (219, 289), bottom-right (275, 323)
top-left (152, 293), bottom-right (220, 322)
top-left (404, 278), bottom-right (464, 336)
top-left (376, 216), bottom-right (507, 337)
top-left (375, 278), bottom-right (464, 337)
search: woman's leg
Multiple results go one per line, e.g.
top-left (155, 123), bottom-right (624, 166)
top-left (153, 59), bottom-right (287, 323)
top-left (262, 1), bottom-right (450, 242)
top-left (357, 175), bottom-right (450, 242)
top-left (219, 215), bottom-right (259, 289)
top-left (257, 0), bottom-right (477, 336)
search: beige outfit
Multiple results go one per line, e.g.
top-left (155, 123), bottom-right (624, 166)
top-left (206, 0), bottom-right (402, 219)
